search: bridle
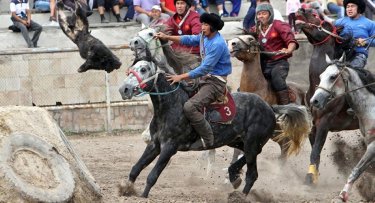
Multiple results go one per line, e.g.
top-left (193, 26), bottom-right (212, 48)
top-left (233, 36), bottom-right (286, 56)
top-left (132, 29), bottom-right (168, 59)
top-left (127, 61), bottom-right (180, 96)
top-left (315, 63), bottom-right (375, 99)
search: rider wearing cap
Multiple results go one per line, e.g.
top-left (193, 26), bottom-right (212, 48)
top-left (334, 0), bottom-right (375, 69)
top-left (164, 0), bottom-right (201, 55)
top-left (251, 3), bottom-right (299, 104)
top-left (156, 13), bottom-right (231, 149)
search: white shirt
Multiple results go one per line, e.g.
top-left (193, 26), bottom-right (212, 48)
top-left (10, 0), bottom-right (29, 17)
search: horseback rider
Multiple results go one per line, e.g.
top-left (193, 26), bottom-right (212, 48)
top-left (164, 0), bottom-right (201, 55)
top-left (155, 13), bottom-right (231, 148)
top-left (251, 3), bottom-right (299, 104)
top-left (334, 0), bottom-right (375, 69)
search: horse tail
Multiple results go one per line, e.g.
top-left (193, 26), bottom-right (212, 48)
top-left (271, 104), bottom-right (312, 156)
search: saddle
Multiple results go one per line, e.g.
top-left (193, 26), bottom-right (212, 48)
top-left (204, 89), bottom-right (237, 124)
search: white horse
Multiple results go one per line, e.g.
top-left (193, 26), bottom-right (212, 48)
top-left (310, 55), bottom-right (375, 202)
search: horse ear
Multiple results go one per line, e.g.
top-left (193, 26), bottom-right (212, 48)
top-left (325, 54), bottom-right (332, 64)
top-left (339, 52), bottom-right (346, 62)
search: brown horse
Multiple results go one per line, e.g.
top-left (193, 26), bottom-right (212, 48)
top-left (296, 8), bottom-right (359, 185)
top-left (228, 34), bottom-right (309, 158)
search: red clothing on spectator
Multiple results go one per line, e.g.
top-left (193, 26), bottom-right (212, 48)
top-left (165, 10), bottom-right (201, 54)
top-left (161, 0), bottom-right (176, 12)
top-left (251, 20), bottom-right (299, 61)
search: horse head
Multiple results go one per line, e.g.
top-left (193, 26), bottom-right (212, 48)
top-left (119, 60), bottom-right (161, 100)
top-left (227, 33), bottom-right (259, 61)
top-left (296, 8), bottom-right (336, 45)
top-left (310, 54), bottom-right (348, 108)
top-left (129, 26), bottom-right (164, 60)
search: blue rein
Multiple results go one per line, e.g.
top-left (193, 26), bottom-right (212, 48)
top-left (135, 82), bottom-right (181, 97)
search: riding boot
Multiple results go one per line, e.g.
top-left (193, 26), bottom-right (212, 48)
top-left (276, 89), bottom-right (290, 105)
top-left (190, 119), bottom-right (214, 149)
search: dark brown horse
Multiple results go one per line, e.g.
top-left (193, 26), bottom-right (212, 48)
top-left (296, 8), bottom-right (359, 185)
top-left (227, 34), bottom-right (309, 159)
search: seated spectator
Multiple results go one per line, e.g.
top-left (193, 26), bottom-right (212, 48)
top-left (243, 0), bottom-right (256, 30)
top-left (161, 0), bottom-right (176, 15)
top-left (223, 0), bottom-right (241, 17)
top-left (34, 0), bottom-right (57, 22)
top-left (327, 0), bottom-right (344, 18)
top-left (149, 5), bottom-right (167, 26)
top-left (10, 0), bottom-right (43, 48)
top-left (119, 0), bottom-right (135, 21)
top-left (134, 0), bottom-right (169, 26)
top-left (165, 0), bottom-right (201, 54)
top-left (97, 0), bottom-right (123, 23)
top-left (209, 0), bottom-right (224, 16)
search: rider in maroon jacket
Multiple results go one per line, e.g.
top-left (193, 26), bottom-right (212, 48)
top-left (164, 0), bottom-right (201, 55)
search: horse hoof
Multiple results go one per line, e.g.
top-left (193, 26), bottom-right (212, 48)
top-left (117, 180), bottom-right (137, 196)
top-left (339, 191), bottom-right (349, 202)
top-left (304, 173), bottom-right (317, 186)
top-left (231, 177), bottom-right (242, 189)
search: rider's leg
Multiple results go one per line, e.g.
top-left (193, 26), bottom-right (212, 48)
top-left (269, 60), bottom-right (290, 105)
top-left (184, 77), bottom-right (226, 148)
top-left (347, 53), bottom-right (367, 115)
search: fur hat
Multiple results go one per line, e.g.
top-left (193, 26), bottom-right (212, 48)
top-left (344, 0), bottom-right (366, 14)
top-left (256, 3), bottom-right (274, 24)
top-left (200, 13), bottom-right (224, 31)
top-left (174, 0), bottom-right (192, 7)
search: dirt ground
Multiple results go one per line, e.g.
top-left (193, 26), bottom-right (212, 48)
top-left (68, 130), bottom-right (373, 203)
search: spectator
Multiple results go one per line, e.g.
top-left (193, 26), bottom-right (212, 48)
top-left (134, 0), bottom-right (169, 26)
top-left (243, 0), bottom-right (256, 30)
top-left (327, 0), bottom-right (345, 19)
top-left (10, 0), bottom-right (43, 48)
top-left (165, 0), bottom-right (201, 54)
top-left (97, 0), bottom-right (123, 23)
top-left (120, 0), bottom-right (135, 21)
top-left (161, 0), bottom-right (176, 15)
top-left (286, 0), bottom-right (301, 33)
top-left (149, 5), bottom-right (167, 26)
top-left (197, 0), bottom-right (210, 14)
top-left (223, 0), bottom-right (241, 17)
top-left (210, 0), bottom-right (224, 16)
top-left (364, 0), bottom-right (375, 19)
top-left (34, 0), bottom-right (57, 23)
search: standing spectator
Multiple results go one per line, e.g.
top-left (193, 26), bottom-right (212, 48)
top-left (223, 0), bottom-right (241, 17)
top-left (10, 0), bottom-right (43, 48)
top-left (327, 0), bottom-right (345, 19)
top-left (120, 0), bottom-right (135, 21)
top-left (161, 0), bottom-right (176, 15)
top-left (243, 0), bottom-right (256, 30)
top-left (286, 0), bottom-right (301, 33)
top-left (34, 0), bottom-right (57, 23)
top-left (134, 0), bottom-right (169, 26)
top-left (97, 0), bottom-right (123, 23)
top-left (165, 0), bottom-right (201, 54)
top-left (149, 5), bottom-right (167, 26)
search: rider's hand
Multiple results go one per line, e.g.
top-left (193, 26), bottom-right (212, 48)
top-left (279, 48), bottom-right (291, 55)
top-left (166, 74), bottom-right (183, 85)
top-left (155, 32), bottom-right (168, 40)
top-left (356, 38), bottom-right (366, 47)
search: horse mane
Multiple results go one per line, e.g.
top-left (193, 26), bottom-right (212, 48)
top-left (160, 39), bottom-right (200, 74)
top-left (334, 27), bottom-right (356, 60)
top-left (349, 67), bottom-right (375, 95)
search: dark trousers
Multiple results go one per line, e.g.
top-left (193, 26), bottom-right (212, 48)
top-left (263, 59), bottom-right (289, 92)
top-left (12, 18), bottom-right (42, 48)
top-left (183, 77), bottom-right (226, 124)
top-left (243, 0), bottom-right (256, 30)
top-left (288, 13), bottom-right (297, 32)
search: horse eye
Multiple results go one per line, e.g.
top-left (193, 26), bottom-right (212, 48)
top-left (148, 32), bottom-right (154, 37)
top-left (140, 68), bottom-right (147, 73)
top-left (330, 75), bottom-right (337, 81)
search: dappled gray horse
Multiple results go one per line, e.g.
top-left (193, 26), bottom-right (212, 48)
top-left (118, 59), bottom-right (311, 198)
top-left (310, 55), bottom-right (375, 202)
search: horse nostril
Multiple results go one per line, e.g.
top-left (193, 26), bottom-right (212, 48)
top-left (231, 42), bottom-right (236, 46)
top-left (134, 40), bottom-right (139, 45)
top-left (124, 87), bottom-right (129, 93)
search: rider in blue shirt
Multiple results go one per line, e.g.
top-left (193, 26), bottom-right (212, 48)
top-left (156, 13), bottom-right (231, 149)
top-left (335, 0), bottom-right (375, 68)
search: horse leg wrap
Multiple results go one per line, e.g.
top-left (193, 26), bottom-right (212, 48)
top-left (308, 164), bottom-right (319, 184)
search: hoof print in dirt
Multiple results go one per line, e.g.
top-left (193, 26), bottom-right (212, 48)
top-left (228, 191), bottom-right (250, 203)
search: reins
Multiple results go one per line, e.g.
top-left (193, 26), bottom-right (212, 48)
top-left (234, 36), bottom-right (287, 56)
